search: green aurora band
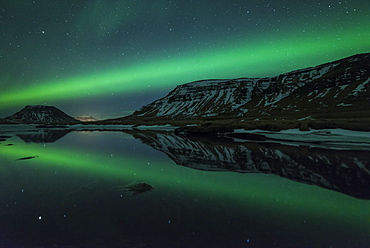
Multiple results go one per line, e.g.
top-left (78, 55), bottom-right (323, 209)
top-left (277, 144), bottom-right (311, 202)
top-left (0, 24), bottom-right (369, 110)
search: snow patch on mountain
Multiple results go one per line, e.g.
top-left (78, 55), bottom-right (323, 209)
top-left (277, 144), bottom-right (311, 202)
top-left (352, 78), bottom-right (370, 96)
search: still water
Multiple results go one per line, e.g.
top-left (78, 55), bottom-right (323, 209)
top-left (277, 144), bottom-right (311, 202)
top-left (0, 127), bottom-right (369, 248)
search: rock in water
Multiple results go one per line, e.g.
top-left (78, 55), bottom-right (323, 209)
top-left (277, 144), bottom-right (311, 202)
top-left (119, 181), bottom-right (153, 195)
top-left (16, 156), bottom-right (39, 161)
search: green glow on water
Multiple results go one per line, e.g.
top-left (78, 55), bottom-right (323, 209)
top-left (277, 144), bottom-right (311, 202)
top-left (1, 139), bottom-right (369, 234)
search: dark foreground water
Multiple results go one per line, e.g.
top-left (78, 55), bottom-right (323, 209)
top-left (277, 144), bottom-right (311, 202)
top-left (0, 128), bottom-right (369, 248)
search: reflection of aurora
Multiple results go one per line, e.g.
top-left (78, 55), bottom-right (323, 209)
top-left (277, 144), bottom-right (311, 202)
top-left (1, 137), bottom-right (369, 231)
top-left (0, 24), bottom-right (369, 109)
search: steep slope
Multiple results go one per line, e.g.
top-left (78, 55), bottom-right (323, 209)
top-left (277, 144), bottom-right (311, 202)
top-left (5, 105), bottom-right (79, 124)
top-left (131, 53), bottom-right (370, 120)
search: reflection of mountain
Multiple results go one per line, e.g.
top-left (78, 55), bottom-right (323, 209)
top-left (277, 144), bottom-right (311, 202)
top-left (17, 129), bottom-right (71, 143)
top-left (133, 132), bottom-right (370, 199)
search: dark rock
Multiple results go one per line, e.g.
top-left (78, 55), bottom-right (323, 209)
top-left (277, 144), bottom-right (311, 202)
top-left (299, 122), bottom-right (310, 131)
top-left (16, 156), bottom-right (39, 161)
top-left (120, 181), bottom-right (153, 195)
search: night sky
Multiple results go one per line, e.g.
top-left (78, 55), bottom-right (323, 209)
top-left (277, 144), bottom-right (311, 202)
top-left (1, 0), bottom-right (369, 119)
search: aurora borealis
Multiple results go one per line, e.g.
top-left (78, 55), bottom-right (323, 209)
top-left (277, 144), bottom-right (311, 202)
top-left (1, 0), bottom-right (369, 118)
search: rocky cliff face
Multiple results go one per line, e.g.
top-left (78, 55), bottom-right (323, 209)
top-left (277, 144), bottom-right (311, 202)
top-left (131, 53), bottom-right (370, 119)
top-left (133, 132), bottom-right (370, 199)
top-left (5, 105), bottom-right (79, 124)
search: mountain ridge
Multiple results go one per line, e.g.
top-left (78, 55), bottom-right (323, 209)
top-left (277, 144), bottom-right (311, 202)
top-left (127, 53), bottom-right (370, 121)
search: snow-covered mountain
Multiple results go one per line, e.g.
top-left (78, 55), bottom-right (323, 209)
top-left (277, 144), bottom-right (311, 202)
top-left (5, 105), bottom-right (79, 124)
top-left (131, 53), bottom-right (370, 119)
top-left (133, 131), bottom-right (370, 199)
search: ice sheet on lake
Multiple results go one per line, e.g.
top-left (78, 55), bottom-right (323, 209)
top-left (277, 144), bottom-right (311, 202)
top-left (233, 128), bottom-right (370, 150)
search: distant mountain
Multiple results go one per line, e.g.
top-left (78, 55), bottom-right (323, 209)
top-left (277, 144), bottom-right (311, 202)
top-left (74, 115), bottom-right (99, 122)
top-left (5, 105), bottom-right (79, 124)
top-left (129, 53), bottom-right (370, 120)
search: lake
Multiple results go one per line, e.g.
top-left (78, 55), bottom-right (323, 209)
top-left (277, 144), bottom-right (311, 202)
top-left (0, 126), bottom-right (369, 247)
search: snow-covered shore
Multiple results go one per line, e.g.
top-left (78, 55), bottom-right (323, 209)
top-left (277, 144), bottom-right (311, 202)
top-left (232, 128), bottom-right (370, 150)
top-left (1, 124), bottom-right (369, 150)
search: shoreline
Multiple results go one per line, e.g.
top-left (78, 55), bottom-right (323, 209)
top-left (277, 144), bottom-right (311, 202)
top-left (1, 121), bottom-right (370, 151)
top-left (1, 116), bottom-right (370, 132)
